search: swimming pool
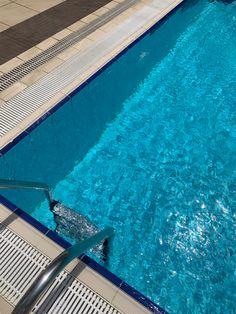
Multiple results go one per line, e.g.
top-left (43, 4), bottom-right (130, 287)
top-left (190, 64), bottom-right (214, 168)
top-left (1, 0), bottom-right (236, 313)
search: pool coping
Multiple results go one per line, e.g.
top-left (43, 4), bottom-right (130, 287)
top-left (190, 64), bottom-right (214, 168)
top-left (0, 0), bottom-right (184, 155)
top-left (0, 194), bottom-right (168, 314)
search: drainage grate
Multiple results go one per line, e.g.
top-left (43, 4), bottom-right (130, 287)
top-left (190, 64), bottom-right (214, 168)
top-left (0, 0), bottom-right (137, 92)
top-left (33, 272), bottom-right (121, 314)
top-left (0, 223), bottom-right (121, 313)
top-left (0, 225), bottom-right (50, 306)
top-left (0, 1), bottom-right (158, 140)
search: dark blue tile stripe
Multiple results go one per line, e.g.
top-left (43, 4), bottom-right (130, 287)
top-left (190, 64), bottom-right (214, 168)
top-left (46, 229), bottom-right (71, 249)
top-left (15, 207), bottom-right (49, 234)
top-left (120, 282), bottom-right (169, 314)
top-left (81, 254), bottom-right (169, 313)
top-left (0, 194), bottom-right (50, 233)
top-left (81, 254), bottom-right (123, 288)
top-left (0, 0), bottom-right (185, 156)
top-left (0, 96), bottom-right (71, 156)
top-left (0, 194), bottom-right (18, 211)
top-left (0, 195), bottom-right (168, 313)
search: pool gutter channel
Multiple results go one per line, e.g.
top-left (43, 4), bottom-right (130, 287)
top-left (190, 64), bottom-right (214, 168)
top-left (0, 0), bottom-right (184, 153)
top-left (0, 0), bottom-right (138, 93)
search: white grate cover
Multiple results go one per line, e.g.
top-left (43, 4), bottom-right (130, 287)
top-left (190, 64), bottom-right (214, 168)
top-left (0, 224), bottom-right (122, 314)
top-left (0, 0), bottom-right (159, 140)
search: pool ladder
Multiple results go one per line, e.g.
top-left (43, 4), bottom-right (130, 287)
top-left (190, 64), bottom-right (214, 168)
top-left (0, 179), bottom-right (54, 206)
top-left (12, 227), bottom-right (114, 314)
top-left (0, 179), bottom-right (114, 314)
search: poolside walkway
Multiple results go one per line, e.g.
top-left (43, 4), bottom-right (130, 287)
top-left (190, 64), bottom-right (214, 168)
top-left (0, 0), bottom-right (112, 65)
top-left (0, 0), bottom-right (183, 152)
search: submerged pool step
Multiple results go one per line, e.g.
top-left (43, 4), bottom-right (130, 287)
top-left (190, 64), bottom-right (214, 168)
top-left (0, 223), bottom-right (121, 313)
top-left (0, 0), bottom-right (138, 93)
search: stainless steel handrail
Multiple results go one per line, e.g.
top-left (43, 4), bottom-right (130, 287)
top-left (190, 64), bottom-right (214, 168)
top-left (0, 179), bottom-right (53, 205)
top-left (13, 227), bottom-right (114, 314)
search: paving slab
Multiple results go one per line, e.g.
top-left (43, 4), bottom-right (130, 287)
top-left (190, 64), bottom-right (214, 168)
top-left (0, 0), bottom-right (113, 64)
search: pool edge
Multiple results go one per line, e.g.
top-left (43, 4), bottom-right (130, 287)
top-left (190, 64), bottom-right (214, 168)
top-left (0, 0), bottom-right (185, 156)
top-left (0, 194), bottom-right (168, 314)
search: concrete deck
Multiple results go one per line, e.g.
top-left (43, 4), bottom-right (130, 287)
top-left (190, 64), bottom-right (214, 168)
top-left (0, 0), bottom-right (183, 151)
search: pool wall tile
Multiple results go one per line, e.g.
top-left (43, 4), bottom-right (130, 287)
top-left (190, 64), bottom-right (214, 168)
top-left (14, 208), bottom-right (49, 234)
top-left (0, 195), bottom-right (50, 234)
top-left (0, 130), bottom-right (29, 156)
top-left (0, 95), bottom-right (71, 155)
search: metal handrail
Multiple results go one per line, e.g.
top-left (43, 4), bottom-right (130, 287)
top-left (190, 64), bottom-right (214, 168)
top-left (0, 179), bottom-right (53, 205)
top-left (12, 227), bottom-right (114, 314)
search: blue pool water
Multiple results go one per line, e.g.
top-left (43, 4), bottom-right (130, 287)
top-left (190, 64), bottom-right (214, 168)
top-left (1, 0), bottom-right (236, 313)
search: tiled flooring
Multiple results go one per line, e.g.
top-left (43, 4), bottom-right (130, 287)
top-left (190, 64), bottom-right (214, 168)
top-left (14, 0), bottom-right (65, 13)
top-left (0, 0), bottom-right (65, 27)
top-left (0, 0), bottom-right (112, 64)
top-left (0, 2), bottom-right (37, 26)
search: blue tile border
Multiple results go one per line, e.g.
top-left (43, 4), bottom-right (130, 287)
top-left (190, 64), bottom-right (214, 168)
top-left (0, 195), bottom-right (18, 212)
top-left (81, 254), bottom-right (169, 313)
top-left (120, 282), bottom-right (168, 314)
top-left (0, 0), bottom-right (185, 156)
top-left (15, 207), bottom-right (49, 234)
top-left (46, 229), bottom-right (71, 249)
top-left (0, 194), bottom-right (50, 233)
top-left (0, 195), bottom-right (168, 314)
top-left (81, 254), bottom-right (124, 288)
